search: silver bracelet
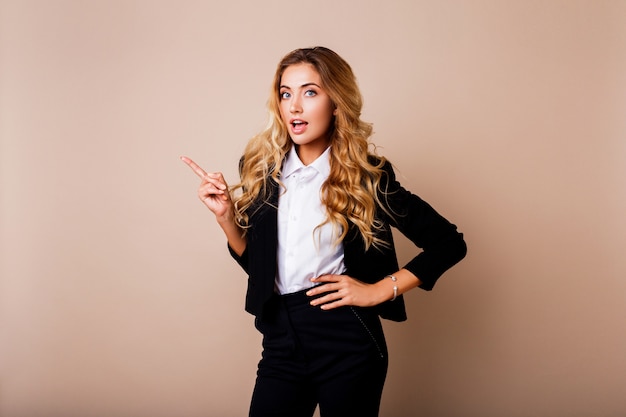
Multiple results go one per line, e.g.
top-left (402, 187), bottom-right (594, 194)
top-left (386, 274), bottom-right (398, 302)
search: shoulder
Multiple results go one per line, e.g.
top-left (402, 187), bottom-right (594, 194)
top-left (367, 154), bottom-right (393, 171)
top-left (366, 154), bottom-right (396, 184)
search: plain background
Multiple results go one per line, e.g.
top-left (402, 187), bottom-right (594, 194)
top-left (1, 1), bottom-right (625, 416)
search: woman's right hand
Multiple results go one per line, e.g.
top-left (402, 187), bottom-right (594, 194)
top-left (180, 156), bottom-right (233, 220)
top-left (181, 156), bottom-right (247, 255)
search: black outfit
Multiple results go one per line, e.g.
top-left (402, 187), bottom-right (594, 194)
top-left (249, 289), bottom-right (388, 417)
top-left (228, 158), bottom-right (467, 416)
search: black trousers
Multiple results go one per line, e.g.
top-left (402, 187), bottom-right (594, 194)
top-left (249, 289), bottom-right (388, 417)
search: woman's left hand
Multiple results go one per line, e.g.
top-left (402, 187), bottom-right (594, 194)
top-left (306, 274), bottom-right (388, 310)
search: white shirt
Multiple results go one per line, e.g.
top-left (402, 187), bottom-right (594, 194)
top-left (276, 146), bottom-right (345, 294)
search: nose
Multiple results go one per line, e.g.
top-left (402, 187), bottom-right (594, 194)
top-left (289, 95), bottom-right (302, 114)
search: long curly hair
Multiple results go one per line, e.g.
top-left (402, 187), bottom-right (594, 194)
top-left (232, 46), bottom-right (390, 249)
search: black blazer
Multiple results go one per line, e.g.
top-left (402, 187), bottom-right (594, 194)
top-left (228, 159), bottom-right (467, 322)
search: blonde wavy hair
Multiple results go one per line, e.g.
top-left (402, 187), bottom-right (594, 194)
top-left (232, 46), bottom-right (390, 249)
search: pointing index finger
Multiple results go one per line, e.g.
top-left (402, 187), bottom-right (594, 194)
top-left (180, 156), bottom-right (209, 179)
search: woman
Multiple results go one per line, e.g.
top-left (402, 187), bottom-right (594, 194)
top-left (182, 46), bottom-right (466, 417)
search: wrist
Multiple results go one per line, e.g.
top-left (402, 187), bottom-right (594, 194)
top-left (215, 209), bottom-right (236, 226)
top-left (372, 275), bottom-right (398, 304)
top-left (385, 274), bottom-right (398, 302)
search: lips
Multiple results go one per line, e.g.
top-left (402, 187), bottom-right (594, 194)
top-left (290, 119), bottom-right (308, 134)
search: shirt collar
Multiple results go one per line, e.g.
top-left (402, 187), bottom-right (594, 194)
top-left (282, 146), bottom-right (331, 179)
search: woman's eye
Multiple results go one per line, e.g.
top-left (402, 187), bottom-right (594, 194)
top-left (280, 91), bottom-right (291, 99)
top-left (304, 90), bottom-right (317, 97)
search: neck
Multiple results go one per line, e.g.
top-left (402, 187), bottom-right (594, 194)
top-left (295, 142), bottom-right (329, 166)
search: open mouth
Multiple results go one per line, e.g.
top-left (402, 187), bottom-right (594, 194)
top-left (290, 120), bottom-right (308, 133)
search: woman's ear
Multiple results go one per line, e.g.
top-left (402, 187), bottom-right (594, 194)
top-left (333, 107), bottom-right (338, 116)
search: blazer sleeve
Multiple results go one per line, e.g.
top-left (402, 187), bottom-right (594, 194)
top-left (227, 155), bottom-right (251, 274)
top-left (378, 160), bottom-right (467, 290)
top-left (228, 243), bottom-right (249, 274)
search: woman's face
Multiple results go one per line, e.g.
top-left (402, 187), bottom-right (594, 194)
top-left (279, 63), bottom-right (336, 164)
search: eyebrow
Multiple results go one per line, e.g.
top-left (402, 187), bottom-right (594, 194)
top-left (279, 82), bottom-right (322, 90)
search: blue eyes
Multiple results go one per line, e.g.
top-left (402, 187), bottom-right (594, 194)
top-left (280, 90), bottom-right (317, 100)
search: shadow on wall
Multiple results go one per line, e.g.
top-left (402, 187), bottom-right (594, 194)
top-left (381, 229), bottom-right (502, 416)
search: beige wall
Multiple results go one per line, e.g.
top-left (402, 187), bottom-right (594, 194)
top-left (1, 1), bottom-right (625, 416)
